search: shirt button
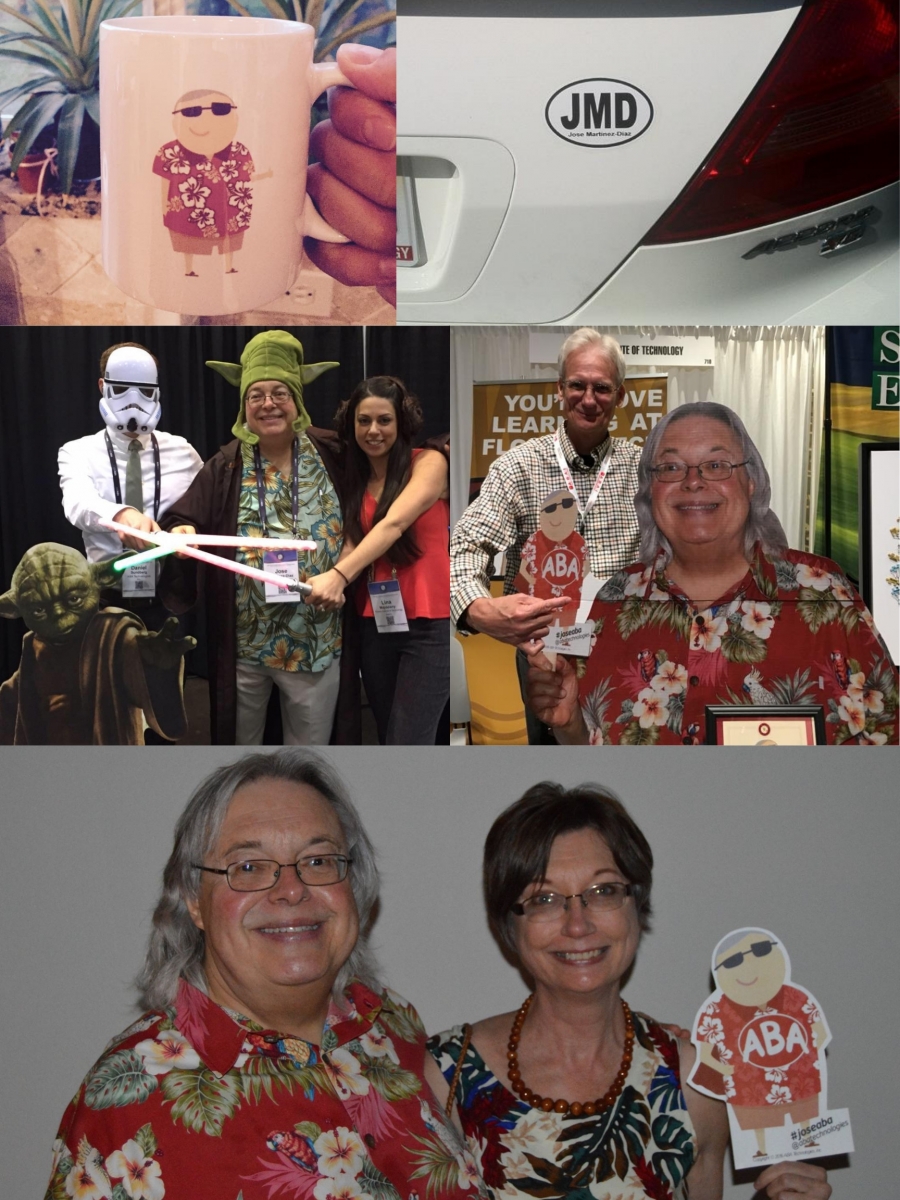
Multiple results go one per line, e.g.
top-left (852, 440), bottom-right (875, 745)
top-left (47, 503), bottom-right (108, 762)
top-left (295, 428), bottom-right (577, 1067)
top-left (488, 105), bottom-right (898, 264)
top-left (682, 736), bottom-right (692, 745)
top-left (364, 1134), bottom-right (376, 1149)
top-left (689, 676), bottom-right (699, 687)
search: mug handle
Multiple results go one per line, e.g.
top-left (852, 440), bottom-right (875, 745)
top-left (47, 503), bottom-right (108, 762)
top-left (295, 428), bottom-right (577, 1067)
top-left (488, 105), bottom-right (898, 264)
top-left (301, 59), bottom-right (357, 243)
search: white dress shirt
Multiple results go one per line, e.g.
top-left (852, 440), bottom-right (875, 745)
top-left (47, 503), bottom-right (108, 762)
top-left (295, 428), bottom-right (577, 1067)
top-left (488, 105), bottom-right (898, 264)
top-left (58, 427), bottom-right (203, 562)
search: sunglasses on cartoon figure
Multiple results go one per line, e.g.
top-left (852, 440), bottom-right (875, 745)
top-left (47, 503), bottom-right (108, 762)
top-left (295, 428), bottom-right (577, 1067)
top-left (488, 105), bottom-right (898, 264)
top-left (172, 102), bottom-right (238, 117)
top-left (717, 940), bottom-right (779, 971)
top-left (542, 498), bottom-right (576, 514)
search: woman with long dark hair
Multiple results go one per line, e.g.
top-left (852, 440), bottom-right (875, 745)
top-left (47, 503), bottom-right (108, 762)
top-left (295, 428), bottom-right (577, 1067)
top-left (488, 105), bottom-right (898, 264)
top-left (306, 376), bottom-right (449, 744)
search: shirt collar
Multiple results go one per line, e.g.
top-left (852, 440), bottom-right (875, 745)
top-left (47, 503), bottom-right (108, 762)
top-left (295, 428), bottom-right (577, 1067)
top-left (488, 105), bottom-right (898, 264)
top-left (173, 978), bottom-right (384, 1075)
top-left (559, 422), bottom-right (611, 468)
top-left (639, 544), bottom-right (766, 605)
top-left (108, 428), bottom-right (152, 452)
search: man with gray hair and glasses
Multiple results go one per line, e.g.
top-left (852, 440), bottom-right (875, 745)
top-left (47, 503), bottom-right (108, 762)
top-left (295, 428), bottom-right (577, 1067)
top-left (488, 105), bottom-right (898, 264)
top-left (451, 328), bottom-right (641, 742)
top-left (44, 749), bottom-right (482, 1200)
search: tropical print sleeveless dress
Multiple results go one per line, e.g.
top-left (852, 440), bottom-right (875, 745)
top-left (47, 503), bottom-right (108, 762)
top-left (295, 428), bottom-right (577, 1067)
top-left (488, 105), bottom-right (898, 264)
top-left (428, 1010), bottom-right (696, 1200)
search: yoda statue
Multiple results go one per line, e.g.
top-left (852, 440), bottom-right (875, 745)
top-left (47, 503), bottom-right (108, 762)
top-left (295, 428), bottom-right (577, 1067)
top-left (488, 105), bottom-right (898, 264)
top-left (0, 543), bottom-right (195, 745)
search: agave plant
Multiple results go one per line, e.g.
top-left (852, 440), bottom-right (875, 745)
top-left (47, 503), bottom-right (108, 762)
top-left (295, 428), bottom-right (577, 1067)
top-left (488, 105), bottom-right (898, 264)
top-left (224, 0), bottom-right (395, 60)
top-left (0, 0), bottom-right (140, 193)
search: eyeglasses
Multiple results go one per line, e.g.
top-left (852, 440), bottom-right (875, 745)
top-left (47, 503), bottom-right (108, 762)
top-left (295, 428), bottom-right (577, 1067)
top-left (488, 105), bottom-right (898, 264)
top-left (649, 459), bottom-right (750, 483)
top-left (542, 497), bottom-right (575, 514)
top-left (173, 103), bottom-right (237, 117)
top-left (192, 854), bottom-right (352, 892)
top-left (563, 379), bottom-right (617, 398)
top-left (512, 882), bottom-right (633, 920)
top-left (107, 382), bottom-right (158, 400)
top-left (246, 388), bottom-right (294, 408)
top-left (716, 939), bottom-right (778, 970)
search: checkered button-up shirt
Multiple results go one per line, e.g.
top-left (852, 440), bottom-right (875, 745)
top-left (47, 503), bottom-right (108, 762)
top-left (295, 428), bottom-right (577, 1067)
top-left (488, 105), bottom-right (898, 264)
top-left (451, 426), bottom-right (641, 626)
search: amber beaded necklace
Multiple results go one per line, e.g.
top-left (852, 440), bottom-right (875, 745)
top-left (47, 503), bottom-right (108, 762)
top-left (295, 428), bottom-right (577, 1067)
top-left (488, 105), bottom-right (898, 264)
top-left (506, 994), bottom-right (634, 1117)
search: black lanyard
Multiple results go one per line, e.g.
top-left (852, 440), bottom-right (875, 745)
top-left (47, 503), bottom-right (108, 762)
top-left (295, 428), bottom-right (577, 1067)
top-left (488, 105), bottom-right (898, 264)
top-left (104, 430), bottom-right (161, 521)
top-left (253, 438), bottom-right (299, 538)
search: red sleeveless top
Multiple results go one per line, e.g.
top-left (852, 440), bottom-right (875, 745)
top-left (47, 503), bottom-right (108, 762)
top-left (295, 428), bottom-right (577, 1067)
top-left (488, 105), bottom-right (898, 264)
top-left (357, 449), bottom-right (450, 620)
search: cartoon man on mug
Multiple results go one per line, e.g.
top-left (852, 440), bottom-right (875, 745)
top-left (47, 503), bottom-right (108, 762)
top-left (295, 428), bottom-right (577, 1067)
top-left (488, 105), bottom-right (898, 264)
top-left (152, 90), bottom-right (273, 277)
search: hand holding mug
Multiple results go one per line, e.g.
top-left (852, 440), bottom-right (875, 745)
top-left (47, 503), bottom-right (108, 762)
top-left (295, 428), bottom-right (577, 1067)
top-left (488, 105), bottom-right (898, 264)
top-left (306, 45), bottom-right (397, 305)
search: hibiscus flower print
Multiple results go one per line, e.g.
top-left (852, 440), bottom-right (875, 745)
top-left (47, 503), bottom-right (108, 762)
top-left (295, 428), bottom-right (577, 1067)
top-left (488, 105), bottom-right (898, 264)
top-left (324, 1049), bottom-right (370, 1100)
top-left (314, 1174), bottom-right (372, 1200)
top-left (311, 514), bottom-right (343, 557)
top-left (177, 176), bottom-right (211, 209)
top-left (630, 687), bottom-right (669, 727)
top-left (836, 694), bottom-right (867, 735)
top-left (766, 1084), bottom-right (792, 1105)
top-left (261, 636), bottom-right (309, 672)
top-left (652, 660), bottom-right (688, 696)
top-left (188, 205), bottom-right (217, 233)
top-left (360, 1029), bottom-right (400, 1063)
top-left (689, 612), bottom-right (729, 652)
top-left (135, 1030), bottom-right (201, 1076)
top-left (218, 157), bottom-right (240, 182)
top-left (740, 600), bottom-right (775, 639)
top-left (161, 143), bottom-right (190, 174)
top-left (66, 1140), bottom-right (112, 1200)
top-left (846, 672), bottom-right (884, 713)
top-left (228, 179), bottom-right (253, 208)
top-left (623, 566), bottom-right (653, 597)
top-left (795, 562), bottom-right (833, 591)
top-left (105, 1140), bottom-right (164, 1200)
top-left (313, 1127), bottom-right (367, 1177)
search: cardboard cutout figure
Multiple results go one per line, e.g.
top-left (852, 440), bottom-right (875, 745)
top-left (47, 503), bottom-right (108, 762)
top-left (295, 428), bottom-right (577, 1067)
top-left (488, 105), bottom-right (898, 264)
top-left (152, 90), bottom-right (273, 278)
top-left (516, 488), bottom-right (589, 661)
top-left (0, 544), bottom-right (195, 745)
top-left (689, 927), bottom-right (853, 1168)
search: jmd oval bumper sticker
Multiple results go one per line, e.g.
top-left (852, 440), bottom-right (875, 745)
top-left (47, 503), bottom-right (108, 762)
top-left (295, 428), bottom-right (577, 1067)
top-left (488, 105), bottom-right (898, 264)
top-left (545, 78), bottom-right (654, 147)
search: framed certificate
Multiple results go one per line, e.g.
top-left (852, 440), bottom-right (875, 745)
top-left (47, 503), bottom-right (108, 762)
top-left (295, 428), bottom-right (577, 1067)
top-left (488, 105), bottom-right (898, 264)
top-left (705, 705), bottom-right (826, 746)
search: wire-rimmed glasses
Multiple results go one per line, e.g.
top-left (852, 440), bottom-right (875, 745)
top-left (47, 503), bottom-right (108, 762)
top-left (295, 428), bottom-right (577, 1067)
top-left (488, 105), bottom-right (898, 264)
top-left (512, 882), bottom-right (634, 921)
top-left (649, 459), bottom-right (750, 483)
top-left (192, 854), bottom-right (352, 892)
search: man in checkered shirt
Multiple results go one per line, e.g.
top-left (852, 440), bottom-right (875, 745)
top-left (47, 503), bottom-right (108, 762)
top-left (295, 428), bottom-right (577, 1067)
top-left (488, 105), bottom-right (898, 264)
top-left (451, 329), bottom-right (641, 739)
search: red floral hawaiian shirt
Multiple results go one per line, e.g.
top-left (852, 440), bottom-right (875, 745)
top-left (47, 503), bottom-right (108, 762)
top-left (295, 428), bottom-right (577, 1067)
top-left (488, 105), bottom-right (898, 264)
top-left (45, 980), bottom-right (484, 1200)
top-left (694, 986), bottom-right (824, 1109)
top-left (575, 546), bottom-right (898, 745)
top-left (152, 140), bottom-right (254, 240)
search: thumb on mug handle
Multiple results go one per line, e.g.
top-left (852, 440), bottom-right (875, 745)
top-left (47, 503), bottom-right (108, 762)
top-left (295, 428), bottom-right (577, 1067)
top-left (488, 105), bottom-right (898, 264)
top-left (301, 58), bottom-right (356, 243)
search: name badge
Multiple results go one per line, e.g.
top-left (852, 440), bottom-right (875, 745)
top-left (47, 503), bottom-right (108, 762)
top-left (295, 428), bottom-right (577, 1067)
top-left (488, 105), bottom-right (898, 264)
top-left (543, 621), bottom-right (592, 656)
top-left (263, 549), bottom-right (301, 604)
top-left (367, 579), bottom-right (409, 633)
top-left (121, 561), bottom-right (156, 598)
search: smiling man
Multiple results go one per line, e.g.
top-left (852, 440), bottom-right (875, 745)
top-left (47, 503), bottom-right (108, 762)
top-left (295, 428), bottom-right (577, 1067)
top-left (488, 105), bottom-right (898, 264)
top-left (43, 750), bottom-right (484, 1200)
top-left (450, 328), bottom-right (642, 742)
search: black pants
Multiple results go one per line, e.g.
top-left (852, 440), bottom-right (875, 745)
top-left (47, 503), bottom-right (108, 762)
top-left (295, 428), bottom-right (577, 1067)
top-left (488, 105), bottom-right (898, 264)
top-left (360, 617), bottom-right (450, 745)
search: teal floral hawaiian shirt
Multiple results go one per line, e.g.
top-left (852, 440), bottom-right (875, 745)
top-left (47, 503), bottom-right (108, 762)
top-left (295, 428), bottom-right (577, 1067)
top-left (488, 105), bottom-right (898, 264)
top-left (235, 437), bottom-right (342, 674)
top-left (46, 980), bottom-right (485, 1200)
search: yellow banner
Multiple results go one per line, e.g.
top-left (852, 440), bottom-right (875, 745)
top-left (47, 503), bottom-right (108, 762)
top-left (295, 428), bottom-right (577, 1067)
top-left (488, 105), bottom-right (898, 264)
top-left (470, 376), bottom-right (668, 484)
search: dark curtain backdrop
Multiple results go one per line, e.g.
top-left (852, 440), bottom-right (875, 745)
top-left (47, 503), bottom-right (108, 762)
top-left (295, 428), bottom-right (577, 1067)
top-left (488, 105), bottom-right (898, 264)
top-left (0, 326), bottom-right (450, 680)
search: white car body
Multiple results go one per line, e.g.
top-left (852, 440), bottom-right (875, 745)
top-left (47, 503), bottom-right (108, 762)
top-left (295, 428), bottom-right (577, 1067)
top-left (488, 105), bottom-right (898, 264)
top-left (397, 2), bottom-right (899, 324)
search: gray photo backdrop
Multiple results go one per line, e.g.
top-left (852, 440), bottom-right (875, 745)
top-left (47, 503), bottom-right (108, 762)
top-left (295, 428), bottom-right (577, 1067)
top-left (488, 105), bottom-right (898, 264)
top-left (1, 747), bottom-right (895, 1199)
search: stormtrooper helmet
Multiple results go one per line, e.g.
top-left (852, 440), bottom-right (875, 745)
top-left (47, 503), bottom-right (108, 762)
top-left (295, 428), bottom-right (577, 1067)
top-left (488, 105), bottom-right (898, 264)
top-left (99, 346), bottom-right (161, 434)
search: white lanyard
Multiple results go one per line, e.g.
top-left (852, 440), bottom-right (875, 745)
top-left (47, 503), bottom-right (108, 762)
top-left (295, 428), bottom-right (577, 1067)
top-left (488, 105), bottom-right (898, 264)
top-left (552, 429), bottom-right (613, 527)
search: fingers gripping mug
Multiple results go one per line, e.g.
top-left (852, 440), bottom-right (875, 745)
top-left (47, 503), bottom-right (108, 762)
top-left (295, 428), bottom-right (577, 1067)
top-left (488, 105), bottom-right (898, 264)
top-left (100, 17), bottom-right (352, 315)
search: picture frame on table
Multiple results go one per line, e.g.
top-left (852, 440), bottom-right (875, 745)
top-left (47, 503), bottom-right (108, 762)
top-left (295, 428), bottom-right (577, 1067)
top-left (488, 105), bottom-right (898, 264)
top-left (705, 705), bottom-right (827, 746)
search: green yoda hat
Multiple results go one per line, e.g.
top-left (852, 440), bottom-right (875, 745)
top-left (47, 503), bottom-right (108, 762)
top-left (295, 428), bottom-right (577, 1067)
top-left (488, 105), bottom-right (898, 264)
top-left (206, 330), bottom-right (339, 445)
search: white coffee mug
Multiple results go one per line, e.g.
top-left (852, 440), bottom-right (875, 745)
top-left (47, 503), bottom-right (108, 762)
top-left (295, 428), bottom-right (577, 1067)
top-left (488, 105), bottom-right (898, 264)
top-left (100, 17), bottom-right (351, 315)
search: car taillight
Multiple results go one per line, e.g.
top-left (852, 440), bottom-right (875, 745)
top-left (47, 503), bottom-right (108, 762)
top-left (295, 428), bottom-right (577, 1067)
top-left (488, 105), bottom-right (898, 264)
top-left (643, 0), bottom-right (899, 243)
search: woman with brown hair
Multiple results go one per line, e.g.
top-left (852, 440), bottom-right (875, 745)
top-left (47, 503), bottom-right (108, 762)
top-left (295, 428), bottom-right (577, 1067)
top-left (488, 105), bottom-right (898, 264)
top-left (306, 376), bottom-right (449, 745)
top-left (426, 782), bottom-right (832, 1200)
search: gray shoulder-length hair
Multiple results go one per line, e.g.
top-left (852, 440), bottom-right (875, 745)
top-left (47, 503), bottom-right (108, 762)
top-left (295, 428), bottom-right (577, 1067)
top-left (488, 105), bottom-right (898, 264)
top-left (136, 749), bottom-right (381, 1012)
top-left (557, 328), bottom-right (626, 388)
top-left (633, 401), bottom-right (788, 567)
